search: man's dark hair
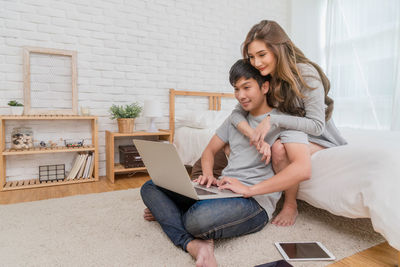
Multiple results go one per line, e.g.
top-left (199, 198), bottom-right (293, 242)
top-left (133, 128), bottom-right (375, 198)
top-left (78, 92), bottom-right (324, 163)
top-left (229, 59), bottom-right (270, 88)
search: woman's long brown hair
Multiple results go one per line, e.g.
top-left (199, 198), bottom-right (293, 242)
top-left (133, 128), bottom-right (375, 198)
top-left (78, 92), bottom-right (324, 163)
top-left (242, 20), bottom-right (333, 121)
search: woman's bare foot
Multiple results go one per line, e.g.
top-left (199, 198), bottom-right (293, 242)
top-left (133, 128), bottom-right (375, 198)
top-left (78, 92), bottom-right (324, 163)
top-left (187, 239), bottom-right (217, 267)
top-left (143, 208), bottom-right (156, 221)
top-left (271, 203), bottom-right (298, 226)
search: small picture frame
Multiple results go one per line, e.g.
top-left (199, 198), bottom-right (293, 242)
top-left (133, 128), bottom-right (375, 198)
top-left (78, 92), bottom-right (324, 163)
top-left (39, 164), bottom-right (65, 182)
top-left (23, 47), bottom-right (78, 115)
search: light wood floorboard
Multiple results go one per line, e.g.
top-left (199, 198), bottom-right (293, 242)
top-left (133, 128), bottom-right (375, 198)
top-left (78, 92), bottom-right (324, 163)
top-left (0, 174), bottom-right (398, 266)
top-left (0, 173), bottom-right (149, 204)
top-left (329, 242), bottom-right (398, 267)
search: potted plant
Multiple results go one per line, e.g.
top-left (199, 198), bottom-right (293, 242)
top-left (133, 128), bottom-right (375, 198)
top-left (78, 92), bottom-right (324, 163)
top-left (8, 100), bottom-right (24, 115)
top-left (109, 102), bottom-right (142, 133)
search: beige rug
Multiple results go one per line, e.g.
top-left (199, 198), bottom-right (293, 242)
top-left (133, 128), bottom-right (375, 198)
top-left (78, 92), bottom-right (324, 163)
top-left (0, 189), bottom-right (383, 267)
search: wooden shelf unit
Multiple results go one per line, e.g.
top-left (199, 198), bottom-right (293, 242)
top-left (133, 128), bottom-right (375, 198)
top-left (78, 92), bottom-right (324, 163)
top-left (3, 146), bottom-right (95, 155)
top-left (106, 130), bottom-right (172, 183)
top-left (0, 115), bottom-right (99, 191)
top-left (3, 177), bottom-right (97, 191)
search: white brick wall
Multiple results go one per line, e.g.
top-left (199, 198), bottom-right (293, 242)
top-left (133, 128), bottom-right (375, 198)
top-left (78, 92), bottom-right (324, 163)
top-left (0, 0), bottom-right (291, 180)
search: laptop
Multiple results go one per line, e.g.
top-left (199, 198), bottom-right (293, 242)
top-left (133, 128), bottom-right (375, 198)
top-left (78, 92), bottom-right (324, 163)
top-left (133, 139), bottom-right (242, 200)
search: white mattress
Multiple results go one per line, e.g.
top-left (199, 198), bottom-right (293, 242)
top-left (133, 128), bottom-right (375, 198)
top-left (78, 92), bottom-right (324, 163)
top-left (173, 126), bottom-right (400, 249)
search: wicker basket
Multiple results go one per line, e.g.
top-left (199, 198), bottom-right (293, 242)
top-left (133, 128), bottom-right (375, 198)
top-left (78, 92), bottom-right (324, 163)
top-left (117, 118), bottom-right (135, 133)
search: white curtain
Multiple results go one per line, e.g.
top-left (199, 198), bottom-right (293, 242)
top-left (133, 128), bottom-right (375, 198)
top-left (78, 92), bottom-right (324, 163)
top-left (325, 0), bottom-right (400, 130)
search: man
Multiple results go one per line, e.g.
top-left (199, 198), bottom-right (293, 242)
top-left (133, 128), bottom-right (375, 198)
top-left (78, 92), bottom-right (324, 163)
top-left (141, 59), bottom-right (311, 267)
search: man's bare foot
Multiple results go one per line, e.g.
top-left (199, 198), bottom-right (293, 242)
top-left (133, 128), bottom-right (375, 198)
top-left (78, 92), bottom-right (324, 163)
top-left (271, 204), bottom-right (298, 226)
top-left (186, 239), bottom-right (217, 267)
top-left (143, 208), bottom-right (156, 221)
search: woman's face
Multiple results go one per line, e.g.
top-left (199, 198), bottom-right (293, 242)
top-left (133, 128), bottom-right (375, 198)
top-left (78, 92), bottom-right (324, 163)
top-left (247, 40), bottom-right (277, 76)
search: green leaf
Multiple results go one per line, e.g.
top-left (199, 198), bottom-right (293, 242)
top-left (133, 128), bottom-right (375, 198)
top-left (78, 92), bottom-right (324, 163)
top-left (108, 102), bottom-right (142, 119)
top-left (8, 100), bottom-right (24, 106)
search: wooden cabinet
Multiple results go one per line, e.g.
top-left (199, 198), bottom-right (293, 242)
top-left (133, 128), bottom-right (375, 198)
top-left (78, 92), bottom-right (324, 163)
top-left (105, 130), bottom-right (172, 183)
top-left (0, 115), bottom-right (99, 191)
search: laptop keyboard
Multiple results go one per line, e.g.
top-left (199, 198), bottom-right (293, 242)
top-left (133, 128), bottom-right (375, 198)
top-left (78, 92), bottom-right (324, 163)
top-left (195, 187), bottom-right (217, 195)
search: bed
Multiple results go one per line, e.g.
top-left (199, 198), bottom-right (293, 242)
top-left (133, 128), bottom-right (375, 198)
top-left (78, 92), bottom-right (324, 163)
top-left (169, 89), bottom-right (400, 255)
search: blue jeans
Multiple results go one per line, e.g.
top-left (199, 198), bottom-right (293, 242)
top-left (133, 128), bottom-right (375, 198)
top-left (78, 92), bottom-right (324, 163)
top-left (140, 180), bottom-right (269, 251)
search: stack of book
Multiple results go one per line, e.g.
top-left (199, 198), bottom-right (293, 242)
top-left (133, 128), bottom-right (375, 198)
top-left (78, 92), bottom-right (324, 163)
top-left (66, 152), bottom-right (95, 180)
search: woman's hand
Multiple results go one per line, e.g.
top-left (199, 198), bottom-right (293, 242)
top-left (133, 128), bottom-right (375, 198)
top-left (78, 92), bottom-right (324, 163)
top-left (195, 174), bottom-right (218, 188)
top-left (250, 115), bottom-right (271, 147)
top-left (256, 140), bottom-right (271, 165)
top-left (217, 176), bottom-right (252, 197)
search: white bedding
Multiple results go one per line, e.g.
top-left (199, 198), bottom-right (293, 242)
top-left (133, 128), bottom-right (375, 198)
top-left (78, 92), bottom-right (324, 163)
top-left (174, 126), bottom-right (215, 166)
top-left (299, 128), bottom-right (400, 250)
top-left (174, 110), bottom-right (230, 165)
top-left (174, 125), bottom-right (400, 249)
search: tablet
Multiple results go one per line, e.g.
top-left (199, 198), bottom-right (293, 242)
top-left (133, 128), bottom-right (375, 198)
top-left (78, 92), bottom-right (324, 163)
top-left (274, 242), bottom-right (335, 261)
top-left (254, 259), bottom-right (293, 267)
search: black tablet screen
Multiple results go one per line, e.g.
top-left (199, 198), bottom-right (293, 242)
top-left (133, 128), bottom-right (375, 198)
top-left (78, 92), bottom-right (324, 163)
top-left (279, 242), bottom-right (330, 259)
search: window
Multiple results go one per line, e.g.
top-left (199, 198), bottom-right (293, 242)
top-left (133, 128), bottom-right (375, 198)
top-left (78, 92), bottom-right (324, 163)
top-left (325, 0), bottom-right (400, 130)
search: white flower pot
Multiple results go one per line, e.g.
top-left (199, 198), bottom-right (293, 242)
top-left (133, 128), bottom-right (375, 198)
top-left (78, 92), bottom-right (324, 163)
top-left (10, 106), bottom-right (24, 115)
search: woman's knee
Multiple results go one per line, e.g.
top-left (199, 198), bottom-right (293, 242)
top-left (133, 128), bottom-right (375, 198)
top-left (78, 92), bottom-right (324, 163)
top-left (271, 140), bottom-right (288, 168)
top-left (271, 140), bottom-right (289, 173)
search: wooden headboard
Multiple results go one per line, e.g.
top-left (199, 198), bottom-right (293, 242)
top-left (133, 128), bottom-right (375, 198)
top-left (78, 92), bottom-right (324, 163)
top-left (169, 89), bottom-right (235, 141)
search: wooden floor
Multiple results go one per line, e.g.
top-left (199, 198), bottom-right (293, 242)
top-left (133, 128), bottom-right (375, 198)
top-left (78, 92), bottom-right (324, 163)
top-left (0, 174), bottom-right (398, 266)
top-left (329, 242), bottom-right (398, 267)
top-left (0, 173), bottom-right (150, 205)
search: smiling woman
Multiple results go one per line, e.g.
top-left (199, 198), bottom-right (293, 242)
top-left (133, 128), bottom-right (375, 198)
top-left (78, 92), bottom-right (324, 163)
top-left (247, 40), bottom-right (277, 78)
top-left (229, 20), bottom-right (348, 227)
top-left (240, 20), bottom-right (334, 122)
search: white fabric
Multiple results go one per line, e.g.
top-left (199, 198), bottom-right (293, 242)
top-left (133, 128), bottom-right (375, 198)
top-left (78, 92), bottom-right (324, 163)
top-left (175, 110), bottom-right (230, 129)
top-left (174, 124), bottom-right (400, 249)
top-left (325, 0), bottom-right (400, 130)
top-left (298, 128), bottom-right (400, 250)
top-left (174, 110), bottom-right (230, 165)
top-left (174, 126), bottom-right (215, 166)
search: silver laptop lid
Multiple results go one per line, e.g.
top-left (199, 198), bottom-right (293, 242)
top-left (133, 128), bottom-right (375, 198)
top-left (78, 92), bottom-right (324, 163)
top-left (133, 140), bottom-right (198, 199)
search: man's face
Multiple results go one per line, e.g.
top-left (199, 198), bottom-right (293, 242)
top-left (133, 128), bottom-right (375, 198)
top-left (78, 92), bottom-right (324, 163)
top-left (234, 77), bottom-right (267, 115)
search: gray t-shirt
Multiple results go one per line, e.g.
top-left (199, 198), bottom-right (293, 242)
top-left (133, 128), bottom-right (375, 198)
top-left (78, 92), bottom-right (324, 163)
top-left (216, 109), bottom-right (308, 218)
top-left (230, 63), bottom-right (347, 148)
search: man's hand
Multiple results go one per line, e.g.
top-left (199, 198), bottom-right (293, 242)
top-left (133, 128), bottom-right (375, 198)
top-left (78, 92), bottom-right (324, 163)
top-left (256, 140), bottom-right (271, 165)
top-left (195, 174), bottom-right (218, 188)
top-left (250, 115), bottom-right (271, 147)
top-left (217, 176), bottom-right (252, 197)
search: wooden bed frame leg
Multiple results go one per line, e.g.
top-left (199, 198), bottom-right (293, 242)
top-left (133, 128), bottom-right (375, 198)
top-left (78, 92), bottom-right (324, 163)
top-left (398, 251), bottom-right (399, 266)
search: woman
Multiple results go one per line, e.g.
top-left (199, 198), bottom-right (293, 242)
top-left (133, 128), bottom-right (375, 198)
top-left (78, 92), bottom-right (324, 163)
top-left (230, 20), bottom-right (347, 226)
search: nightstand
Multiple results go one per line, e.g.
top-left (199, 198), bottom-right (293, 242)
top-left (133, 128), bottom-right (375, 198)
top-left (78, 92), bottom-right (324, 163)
top-left (105, 130), bottom-right (172, 183)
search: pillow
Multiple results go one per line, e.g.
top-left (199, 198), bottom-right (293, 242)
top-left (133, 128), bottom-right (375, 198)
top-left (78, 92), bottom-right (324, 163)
top-left (176, 110), bottom-right (230, 129)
